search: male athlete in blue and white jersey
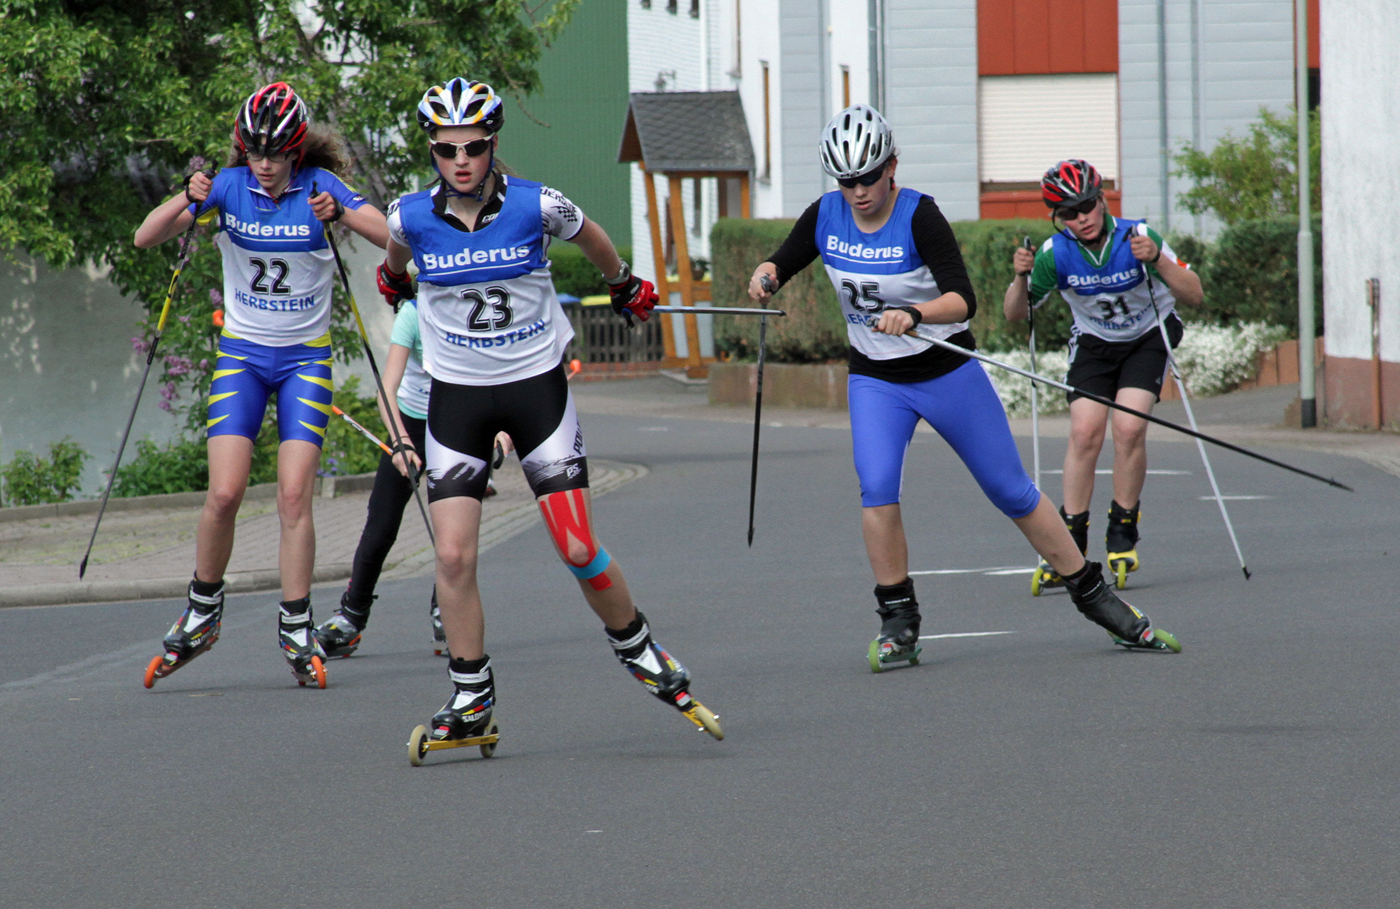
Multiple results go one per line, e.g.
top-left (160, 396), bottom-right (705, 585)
top-left (376, 78), bottom-right (722, 746)
top-left (134, 83), bottom-right (388, 688)
top-left (752, 107), bottom-right (1181, 665)
top-left (1004, 159), bottom-right (1203, 584)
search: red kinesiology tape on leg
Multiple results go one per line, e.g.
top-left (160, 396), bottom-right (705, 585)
top-left (538, 489), bottom-right (613, 590)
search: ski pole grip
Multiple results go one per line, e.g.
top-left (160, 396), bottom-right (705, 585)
top-left (759, 273), bottom-right (778, 294)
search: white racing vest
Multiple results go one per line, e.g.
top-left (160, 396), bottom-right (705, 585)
top-left (1041, 217), bottom-right (1180, 343)
top-left (393, 177), bottom-right (573, 385)
top-left (815, 188), bottom-right (968, 359)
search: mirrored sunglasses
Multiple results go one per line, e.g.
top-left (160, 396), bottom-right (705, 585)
top-left (430, 138), bottom-right (493, 159)
top-left (836, 167), bottom-right (887, 189)
top-left (1055, 198), bottom-right (1098, 219)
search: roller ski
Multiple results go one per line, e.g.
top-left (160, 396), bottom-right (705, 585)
top-left (1063, 561), bottom-right (1180, 653)
top-left (313, 592), bottom-right (371, 659)
top-left (1032, 508), bottom-right (1088, 597)
top-left (278, 599), bottom-right (328, 688)
top-left (408, 655), bottom-right (500, 766)
top-left (1105, 500), bottom-right (1141, 590)
top-left (607, 611), bottom-right (723, 740)
top-left (868, 577), bottom-right (922, 671)
top-left (144, 580), bottom-right (224, 688)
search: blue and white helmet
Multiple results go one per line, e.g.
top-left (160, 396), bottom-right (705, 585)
top-left (818, 104), bottom-right (894, 180)
top-left (416, 78), bottom-right (505, 135)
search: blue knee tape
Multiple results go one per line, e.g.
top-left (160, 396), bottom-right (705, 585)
top-left (565, 546), bottom-right (611, 580)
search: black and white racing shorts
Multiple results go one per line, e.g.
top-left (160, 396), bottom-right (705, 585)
top-left (1065, 313), bottom-right (1184, 404)
top-left (424, 362), bottom-right (588, 502)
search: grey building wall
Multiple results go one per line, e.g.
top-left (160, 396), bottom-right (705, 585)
top-left (1119, 0), bottom-right (1295, 232)
top-left (883, 0), bottom-right (979, 220)
top-left (779, 0), bottom-right (827, 216)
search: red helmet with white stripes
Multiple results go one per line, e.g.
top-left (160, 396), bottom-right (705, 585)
top-left (236, 83), bottom-right (309, 158)
top-left (1041, 159), bottom-right (1102, 208)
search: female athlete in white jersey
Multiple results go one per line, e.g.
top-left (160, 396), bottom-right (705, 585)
top-left (750, 106), bottom-right (1180, 667)
top-left (134, 83), bottom-right (389, 688)
top-left (376, 78), bottom-right (721, 744)
top-left (1003, 160), bottom-right (1202, 589)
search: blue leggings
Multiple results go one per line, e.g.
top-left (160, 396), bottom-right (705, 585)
top-left (849, 360), bottom-right (1041, 518)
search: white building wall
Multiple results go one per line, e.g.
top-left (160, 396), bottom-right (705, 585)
top-left (732, 0), bottom-right (785, 218)
top-left (628, 2), bottom-right (706, 283)
top-left (883, 0), bottom-right (979, 220)
top-left (1119, 0), bottom-right (1294, 232)
top-left (1321, 1), bottom-right (1400, 363)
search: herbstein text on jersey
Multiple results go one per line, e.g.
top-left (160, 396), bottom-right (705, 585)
top-left (444, 318), bottom-right (547, 348)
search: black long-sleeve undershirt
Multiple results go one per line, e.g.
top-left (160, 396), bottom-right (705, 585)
top-left (765, 193), bottom-right (979, 382)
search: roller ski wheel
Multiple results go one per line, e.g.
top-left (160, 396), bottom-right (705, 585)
top-left (278, 600), bottom-right (329, 689)
top-left (407, 718), bottom-right (501, 766)
top-left (1107, 550), bottom-right (1139, 590)
top-left (1031, 560), bottom-right (1064, 597)
top-left (867, 637), bottom-right (922, 673)
top-left (681, 700), bottom-right (724, 740)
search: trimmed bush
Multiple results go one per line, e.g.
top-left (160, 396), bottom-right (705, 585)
top-left (1202, 216), bottom-right (1322, 335)
top-left (549, 243), bottom-right (633, 299)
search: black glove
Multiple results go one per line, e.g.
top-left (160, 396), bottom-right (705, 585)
top-left (607, 261), bottom-right (658, 325)
top-left (376, 262), bottom-right (414, 312)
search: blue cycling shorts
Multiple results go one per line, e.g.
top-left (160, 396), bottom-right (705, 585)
top-left (206, 332), bottom-right (334, 446)
top-left (848, 360), bottom-right (1041, 518)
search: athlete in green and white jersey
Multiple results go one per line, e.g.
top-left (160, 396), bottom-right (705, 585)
top-left (1004, 160), bottom-right (1202, 586)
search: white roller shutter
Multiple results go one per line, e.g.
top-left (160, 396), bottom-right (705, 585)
top-left (978, 73), bottom-right (1119, 183)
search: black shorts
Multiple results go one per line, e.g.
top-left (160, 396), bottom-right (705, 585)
top-left (424, 363), bottom-right (588, 502)
top-left (1065, 314), bottom-right (1184, 404)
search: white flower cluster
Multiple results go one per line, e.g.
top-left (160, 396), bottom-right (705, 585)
top-left (984, 321), bottom-right (1290, 418)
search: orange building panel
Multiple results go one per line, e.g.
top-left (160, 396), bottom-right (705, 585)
top-left (979, 0), bottom-right (1118, 76)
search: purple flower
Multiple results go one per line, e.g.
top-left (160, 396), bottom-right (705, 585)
top-left (209, 289), bottom-right (223, 306)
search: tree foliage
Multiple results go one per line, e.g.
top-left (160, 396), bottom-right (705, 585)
top-left (1172, 106), bottom-right (1321, 226)
top-left (0, 0), bottom-right (577, 425)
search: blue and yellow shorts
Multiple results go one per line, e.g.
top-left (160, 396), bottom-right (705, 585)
top-left (207, 333), bottom-right (334, 446)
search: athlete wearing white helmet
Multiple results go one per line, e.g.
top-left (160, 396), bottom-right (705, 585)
top-left (133, 82), bottom-right (390, 689)
top-left (748, 107), bottom-right (1182, 668)
top-left (378, 77), bottom-right (722, 747)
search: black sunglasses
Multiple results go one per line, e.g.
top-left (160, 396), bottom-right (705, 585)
top-left (1055, 197), bottom-right (1099, 219)
top-left (836, 166), bottom-right (887, 189)
top-left (431, 138), bottom-right (493, 159)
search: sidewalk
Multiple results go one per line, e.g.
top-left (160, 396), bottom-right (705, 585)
top-left (0, 458), bottom-right (645, 608)
top-left (2, 377), bottom-right (1395, 609)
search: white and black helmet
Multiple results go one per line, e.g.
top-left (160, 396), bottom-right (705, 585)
top-left (818, 104), bottom-right (894, 180)
top-left (416, 78), bottom-right (505, 135)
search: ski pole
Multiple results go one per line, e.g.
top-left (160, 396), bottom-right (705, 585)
top-left (79, 191), bottom-right (210, 579)
top-left (316, 183), bottom-right (434, 545)
top-left (748, 277), bottom-right (783, 545)
top-left (1021, 236), bottom-right (1041, 490)
top-left (1134, 223), bottom-right (1251, 579)
top-left (898, 324), bottom-right (1353, 492)
top-left (332, 405), bottom-right (393, 456)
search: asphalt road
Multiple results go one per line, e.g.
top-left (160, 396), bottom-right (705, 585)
top-left (2, 397), bottom-right (1397, 908)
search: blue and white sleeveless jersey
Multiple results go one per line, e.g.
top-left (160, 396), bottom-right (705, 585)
top-left (1032, 216), bottom-right (1182, 343)
top-left (388, 176), bottom-right (576, 385)
top-left (816, 188), bottom-right (969, 360)
top-left (193, 167), bottom-right (366, 347)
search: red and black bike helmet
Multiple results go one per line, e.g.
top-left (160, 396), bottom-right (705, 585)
top-left (236, 82), bottom-right (309, 159)
top-left (1041, 159), bottom-right (1102, 209)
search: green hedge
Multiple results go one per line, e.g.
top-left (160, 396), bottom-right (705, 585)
top-left (549, 243), bottom-right (632, 299)
top-left (710, 214), bottom-right (1322, 362)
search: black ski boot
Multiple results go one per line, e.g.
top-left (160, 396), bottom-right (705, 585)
top-left (430, 656), bottom-right (496, 741)
top-left (869, 577), bottom-right (922, 671)
top-left (430, 586), bottom-right (447, 656)
top-left (314, 590), bottom-right (373, 659)
top-left (1105, 500), bottom-right (1141, 589)
top-left (1063, 561), bottom-right (1179, 652)
top-left (607, 611), bottom-right (722, 739)
top-left (144, 578), bottom-right (225, 688)
top-left (1032, 508), bottom-right (1089, 596)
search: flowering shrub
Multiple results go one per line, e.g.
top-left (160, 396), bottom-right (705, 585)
top-left (985, 321), bottom-right (1289, 417)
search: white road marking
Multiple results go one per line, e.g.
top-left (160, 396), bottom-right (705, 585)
top-left (918, 631), bottom-right (1017, 640)
top-left (1041, 469), bottom-right (1192, 475)
top-left (1199, 495), bottom-right (1273, 500)
top-left (910, 566), bottom-right (1027, 576)
top-left (636, 426), bottom-right (671, 431)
